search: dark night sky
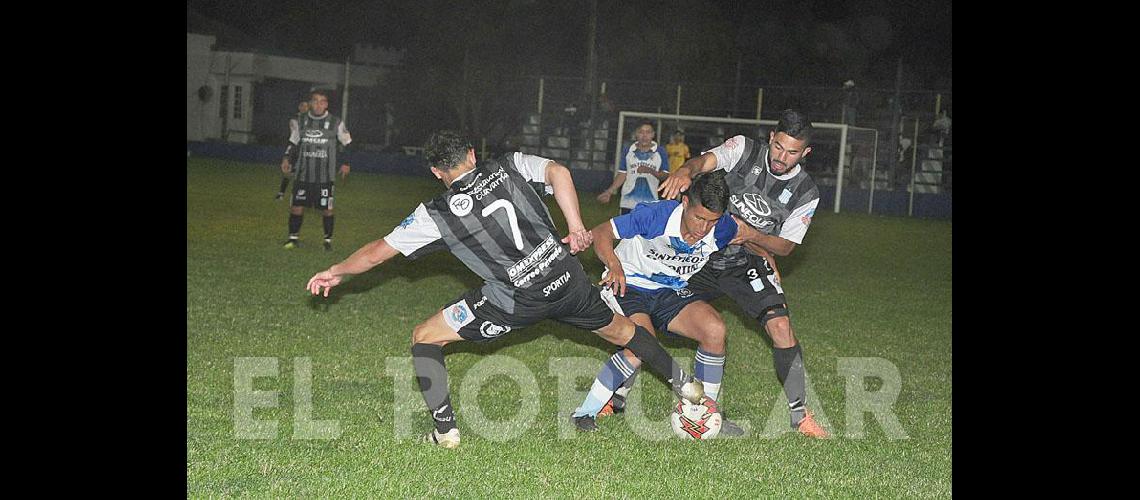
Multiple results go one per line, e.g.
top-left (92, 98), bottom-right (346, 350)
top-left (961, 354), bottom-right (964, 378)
top-left (187, 0), bottom-right (951, 90)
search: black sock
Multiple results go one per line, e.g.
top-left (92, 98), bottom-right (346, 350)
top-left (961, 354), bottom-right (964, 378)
top-left (623, 325), bottom-right (686, 393)
top-left (322, 215), bottom-right (335, 240)
top-left (773, 344), bottom-right (807, 427)
top-left (411, 343), bottom-right (456, 433)
top-left (278, 177), bottom-right (290, 194)
top-left (288, 214), bottom-right (303, 236)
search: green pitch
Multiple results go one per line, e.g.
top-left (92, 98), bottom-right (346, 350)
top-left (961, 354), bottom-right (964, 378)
top-left (187, 157), bottom-right (951, 497)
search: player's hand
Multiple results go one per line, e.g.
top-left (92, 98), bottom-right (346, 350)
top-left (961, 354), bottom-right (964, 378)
top-left (730, 215), bottom-right (761, 245)
top-left (306, 270), bottom-right (343, 297)
top-left (599, 265), bottom-right (627, 297)
top-left (596, 190), bottom-right (613, 204)
top-left (280, 158), bottom-right (292, 174)
top-left (561, 228), bottom-right (593, 254)
top-left (339, 164), bottom-right (350, 180)
top-left (658, 168), bottom-right (692, 200)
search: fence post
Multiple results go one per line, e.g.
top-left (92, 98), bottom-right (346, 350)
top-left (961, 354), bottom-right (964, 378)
top-left (756, 88), bottom-right (764, 120)
top-left (908, 117), bottom-right (919, 217)
top-left (537, 77), bottom-right (544, 114)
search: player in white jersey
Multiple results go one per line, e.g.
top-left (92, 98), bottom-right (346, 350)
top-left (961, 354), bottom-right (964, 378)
top-left (571, 171), bottom-right (762, 436)
top-left (597, 120), bottom-right (670, 214)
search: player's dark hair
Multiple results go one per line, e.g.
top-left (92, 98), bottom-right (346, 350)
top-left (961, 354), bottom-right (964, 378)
top-left (636, 119), bottom-right (655, 130)
top-left (775, 109), bottom-right (813, 144)
top-left (309, 89), bottom-right (330, 101)
top-left (424, 130), bottom-right (473, 171)
top-left (685, 170), bottom-right (729, 214)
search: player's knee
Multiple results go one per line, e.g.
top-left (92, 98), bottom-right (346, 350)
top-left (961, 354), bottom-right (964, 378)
top-left (699, 321), bottom-right (727, 352)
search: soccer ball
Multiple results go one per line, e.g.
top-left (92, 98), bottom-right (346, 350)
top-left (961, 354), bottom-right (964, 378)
top-left (670, 395), bottom-right (722, 440)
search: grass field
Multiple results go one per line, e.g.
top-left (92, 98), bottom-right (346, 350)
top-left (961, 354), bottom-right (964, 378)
top-left (187, 157), bottom-right (952, 497)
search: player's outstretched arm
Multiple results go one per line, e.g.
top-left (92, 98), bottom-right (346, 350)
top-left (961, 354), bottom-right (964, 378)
top-left (597, 172), bottom-right (626, 204)
top-left (546, 161), bottom-right (593, 253)
top-left (590, 220), bottom-right (627, 297)
top-left (659, 153), bottom-right (717, 200)
top-left (306, 238), bottom-right (400, 297)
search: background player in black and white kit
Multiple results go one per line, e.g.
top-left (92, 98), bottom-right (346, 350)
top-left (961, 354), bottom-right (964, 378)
top-left (658, 109), bottom-right (829, 438)
top-left (276, 99), bottom-right (310, 200)
top-left (282, 89), bottom-right (352, 251)
top-left (305, 130), bottom-right (705, 449)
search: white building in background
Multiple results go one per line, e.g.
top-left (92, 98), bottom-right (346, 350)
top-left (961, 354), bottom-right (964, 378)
top-left (187, 33), bottom-right (403, 144)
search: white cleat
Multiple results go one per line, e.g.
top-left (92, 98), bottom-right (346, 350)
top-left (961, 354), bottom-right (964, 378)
top-left (423, 428), bottom-right (461, 449)
top-left (678, 378), bottom-right (706, 405)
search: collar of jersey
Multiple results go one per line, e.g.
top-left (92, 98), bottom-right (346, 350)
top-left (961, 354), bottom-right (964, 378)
top-left (307, 111), bottom-right (330, 120)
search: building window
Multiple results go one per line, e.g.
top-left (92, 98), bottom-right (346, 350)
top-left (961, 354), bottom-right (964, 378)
top-left (219, 86), bottom-right (228, 118)
top-left (233, 85), bottom-right (243, 119)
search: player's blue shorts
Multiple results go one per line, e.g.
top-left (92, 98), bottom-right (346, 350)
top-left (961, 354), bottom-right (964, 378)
top-left (599, 285), bottom-right (705, 337)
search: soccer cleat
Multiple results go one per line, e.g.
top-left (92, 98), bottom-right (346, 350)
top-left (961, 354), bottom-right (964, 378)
top-left (718, 417), bottom-right (746, 437)
top-left (572, 414), bottom-right (598, 432)
top-left (283, 238), bottom-right (299, 249)
top-left (795, 410), bottom-right (830, 439)
top-left (323, 238), bottom-right (332, 251)
top-left (423, 428), bottom-right (461, 448)
top-left (677, 378), bottom-right (706, 405)
top-left (597, 393), bottom-right (627, 418)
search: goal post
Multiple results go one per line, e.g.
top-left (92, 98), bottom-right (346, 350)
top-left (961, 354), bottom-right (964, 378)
top-left (614, 111), bottom-right (858, 214)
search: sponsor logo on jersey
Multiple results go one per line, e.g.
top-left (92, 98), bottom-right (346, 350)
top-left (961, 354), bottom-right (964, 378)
top-left (730, 194), bottom-right (775, 231)
top-left (449, 193), bottom-right (474, 216)
top-left (472, 295), bottom-right (488, 309)
top-left (742, 193), bottom-right (772, 216)
top-left (676, 288), bottom-right (693, 298)
top-left (304, 130), bottom-right (324, 138)
top-left (397, 214), bottom-right (415, 229)
top-left (465, 166), bottom-right (510, 201)
top-left (480, 321), bottom-right (512, 339)
top-left (442, 300), bottom-right (475, 331)
top-left (542, 271), bottom-right (572, 297)
top-left (751, 165), bottom-right (763, 176)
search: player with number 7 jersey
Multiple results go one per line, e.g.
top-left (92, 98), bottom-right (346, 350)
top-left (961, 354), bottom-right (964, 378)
top-left (304, 130), bottom-right (706, 448)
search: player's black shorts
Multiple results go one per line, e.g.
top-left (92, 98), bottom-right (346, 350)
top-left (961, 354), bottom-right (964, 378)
top-left (439, 269), bottom-right (616, 343)
top-left (291, 181), bottom-right (334, 209)
top-left (599, 286), bottom-right (706, 337)
top-left (686, 248), bottom-right (788, 320)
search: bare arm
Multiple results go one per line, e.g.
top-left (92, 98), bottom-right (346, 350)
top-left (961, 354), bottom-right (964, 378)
top-left (546, 161), bottom-right (593, 253)
top-left (658, 152), bottom-right (718, 200)
top-left (306, 238), bottom-right (400, 296)
top-left (730, 215), bottom-right (797, 257)
top-left (597, 172), bottom-right (627, 203)
top-left (590, 220), bottom-right (627, 297)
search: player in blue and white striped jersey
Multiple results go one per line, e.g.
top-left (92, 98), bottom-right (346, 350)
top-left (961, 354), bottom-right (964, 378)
top-left (571, 170), bottom-right (760, 436)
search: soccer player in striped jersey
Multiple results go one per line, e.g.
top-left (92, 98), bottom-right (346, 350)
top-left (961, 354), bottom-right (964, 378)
top-left (281, 89), bottom-right (352, 251)
top-left (570, 171), bottom-right (756, 436)
top-left (657, 109), bottom-right (829, 438)
top-left (597, 120), bottom-right (670, 214)
top-left (305, 130), bottom-right (705, 448)
top-left (276, 99), bottom-right (309, 201)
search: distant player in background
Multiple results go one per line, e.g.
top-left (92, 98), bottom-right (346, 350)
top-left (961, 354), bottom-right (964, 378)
top-left (281, 89), bottom-right (352, 251)
top-left (276, 100), bottom-right (310, 200)
top-left (304, 130), bottom-right (705, 449)
top-left (665, 129), bottom-right (691, 175)
top-left (657, 109), bottom-right (829, 438)
top-left (597, 120), bottom-right (669, 214)
top-left (571, 171), bottom-right (758, 437)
